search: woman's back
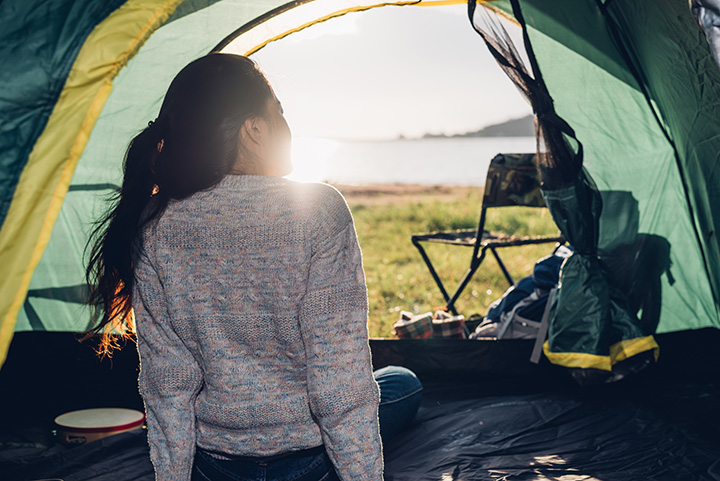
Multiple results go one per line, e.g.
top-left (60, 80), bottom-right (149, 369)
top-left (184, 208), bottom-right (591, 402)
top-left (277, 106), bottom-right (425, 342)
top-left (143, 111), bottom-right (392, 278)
top-left (133, 174), bottom-right (383, 481)
top-left (83, 53), bottom-right (386, 481)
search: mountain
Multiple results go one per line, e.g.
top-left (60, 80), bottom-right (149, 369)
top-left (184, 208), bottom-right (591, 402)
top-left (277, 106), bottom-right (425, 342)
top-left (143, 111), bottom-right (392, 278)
top-left (419, 115), bottom-right (534, 139)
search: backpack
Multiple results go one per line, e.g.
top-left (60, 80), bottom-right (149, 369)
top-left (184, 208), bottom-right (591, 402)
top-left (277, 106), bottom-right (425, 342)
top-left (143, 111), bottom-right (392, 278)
top-left (470, 245), bottom-right (573, 342)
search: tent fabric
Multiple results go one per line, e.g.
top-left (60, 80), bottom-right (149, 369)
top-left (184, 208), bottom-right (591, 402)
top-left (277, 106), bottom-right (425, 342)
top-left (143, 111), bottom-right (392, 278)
top-left (2, 2), bottom-right (720, 479)
top-left (0, 0), bottom-right (128, 355)
top-left (2, 0), bottom-right (720, 372)
top-left (1, 429), bottom-right (155, 481)
top-left (468, 0), bottom-right (660, 372)
top-left (0, 0), bottom-right (185, 367)
top-left (384, 391), bottom-right (720, 480)
top-left (605, 0), bottom-right (720, 316)
top-left (0, 0), bottom-right (299, 364)
top-left (0, 0), bottom-right (126, 224)
top-left (0, 0), bottom-right (477, 370)
top-left (218, 0), bottom-right (469, 56)
top-left (541, 175), bottom-right (659, 371)
top-left (488, 0), bottom-right (720, 337)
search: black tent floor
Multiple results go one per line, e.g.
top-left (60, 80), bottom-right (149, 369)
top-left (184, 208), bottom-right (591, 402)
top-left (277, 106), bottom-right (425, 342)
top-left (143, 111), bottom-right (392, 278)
top-left (383, 381), bottom-right (720, 480)
top-left (1, 330), bottom-right (719, 480)
top-left (2, 380), bottom-right (718, 481)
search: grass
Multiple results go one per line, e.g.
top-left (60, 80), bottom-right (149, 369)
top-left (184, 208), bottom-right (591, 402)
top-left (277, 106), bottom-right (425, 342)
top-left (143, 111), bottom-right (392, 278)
top-left (343, 188), bottom-right (560, 338)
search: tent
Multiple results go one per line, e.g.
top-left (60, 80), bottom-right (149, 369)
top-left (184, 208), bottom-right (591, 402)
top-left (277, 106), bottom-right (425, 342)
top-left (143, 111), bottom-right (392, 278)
top-left (1, 0), bottom-right (720, 479)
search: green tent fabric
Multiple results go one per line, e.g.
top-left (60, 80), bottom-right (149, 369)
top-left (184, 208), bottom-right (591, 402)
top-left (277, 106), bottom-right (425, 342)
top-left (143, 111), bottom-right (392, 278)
top-left (18, 0), bottom-right (294, 335)
top-left (471, 0), bottom-right (661, 374)
top-left (0, 0), bottom-right (126, 224)
top-left (476, 0), bottom-right (720, 371)
top-left (0, 0), bottom-right (305, 365)
top-left (520, 0), bottom-right (720, 333)
top-left (0, 0), bottom-right (476, 367)
top-left (1, 0), bottom-right (720, 372)
top-left (542, 173), bottom-right (660, 374)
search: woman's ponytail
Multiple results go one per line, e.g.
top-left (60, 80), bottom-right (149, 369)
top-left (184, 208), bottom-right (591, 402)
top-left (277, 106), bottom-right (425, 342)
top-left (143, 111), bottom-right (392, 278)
top-left (80, 52), bottom-right (273, 358)
top-left (80, 120), bottom-right (170, 358)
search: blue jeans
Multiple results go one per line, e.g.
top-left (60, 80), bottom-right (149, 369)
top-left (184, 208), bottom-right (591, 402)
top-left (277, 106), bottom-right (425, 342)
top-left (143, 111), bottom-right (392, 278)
top-left (192, 365), bottom-right (422, 481)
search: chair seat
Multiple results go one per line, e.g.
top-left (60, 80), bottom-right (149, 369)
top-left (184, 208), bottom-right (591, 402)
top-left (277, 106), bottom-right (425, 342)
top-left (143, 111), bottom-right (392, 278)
top-left (411, 229), bottom-right (564, 248)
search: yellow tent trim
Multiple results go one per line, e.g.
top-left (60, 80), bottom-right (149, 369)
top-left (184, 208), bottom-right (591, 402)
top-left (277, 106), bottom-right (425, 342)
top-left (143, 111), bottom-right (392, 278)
top-left (542, 335), bottom-right (660, 371)
top-left (0, 0), bottom-right (183, 369)
top-left (610, 335), bottom-right (660, 363)
top-left (414, 0), bottom-right (472, 6)
top-left (480, 3), bottom-right (519, 26)
top-left (243, 0), bottom-right (423, 56)
top-left (542, 341), bottom-right (613, 371)
top-left (241, 0), bottom-right (485, 57)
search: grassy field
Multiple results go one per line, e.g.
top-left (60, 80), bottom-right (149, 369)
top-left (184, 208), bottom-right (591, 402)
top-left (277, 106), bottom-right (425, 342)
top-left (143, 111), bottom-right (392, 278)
top-left (336, 184), bottom-right (560, 338)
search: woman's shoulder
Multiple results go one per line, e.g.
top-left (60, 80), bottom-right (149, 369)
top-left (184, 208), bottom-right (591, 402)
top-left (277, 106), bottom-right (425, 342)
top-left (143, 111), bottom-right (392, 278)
top-left (152, 177), bottom-right (353, 240)
top-left (288, 181), bottom-right (353, 232)
top-left (170, 175), bottom-right (346, 212)
top-left (290, 180), bottom-right (348, 209)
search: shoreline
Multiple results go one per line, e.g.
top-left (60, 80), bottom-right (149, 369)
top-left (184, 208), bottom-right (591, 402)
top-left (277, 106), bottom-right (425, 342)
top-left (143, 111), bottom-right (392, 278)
top-left (333, 183), bottom-right (481, 205)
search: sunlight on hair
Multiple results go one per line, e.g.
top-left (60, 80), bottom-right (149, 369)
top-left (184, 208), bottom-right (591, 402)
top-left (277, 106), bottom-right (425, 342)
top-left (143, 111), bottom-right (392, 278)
top-left (285, 137), bottom-right (340, 183)
top-left (85, 289), bottom-right (137, 360)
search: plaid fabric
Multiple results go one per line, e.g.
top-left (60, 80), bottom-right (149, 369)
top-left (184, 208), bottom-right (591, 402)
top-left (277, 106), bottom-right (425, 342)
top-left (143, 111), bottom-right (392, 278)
top-left (392, 311), bottom-right (434, 339)
top-left (431, 310), bottom-right (467, 339)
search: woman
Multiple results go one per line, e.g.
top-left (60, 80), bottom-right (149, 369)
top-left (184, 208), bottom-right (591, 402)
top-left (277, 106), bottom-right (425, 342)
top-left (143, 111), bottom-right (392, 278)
top-left (84, 52), bottom-right (422, 481)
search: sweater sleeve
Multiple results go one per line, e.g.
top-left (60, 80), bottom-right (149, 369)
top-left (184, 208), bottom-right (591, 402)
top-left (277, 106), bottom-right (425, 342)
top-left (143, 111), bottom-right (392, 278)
top-left (133, 241), bottom-right (204, 481)
top-left (298, 186), bottom-right (384, 481)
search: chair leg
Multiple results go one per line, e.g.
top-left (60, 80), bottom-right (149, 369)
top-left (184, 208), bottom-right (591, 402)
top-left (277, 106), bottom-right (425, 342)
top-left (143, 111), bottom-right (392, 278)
top-left (412, 239), bottom-right (453, 305)
top-left (445, 247), bottom-right (488, 314)
top-left (490, 246), bottom-right (515, 286)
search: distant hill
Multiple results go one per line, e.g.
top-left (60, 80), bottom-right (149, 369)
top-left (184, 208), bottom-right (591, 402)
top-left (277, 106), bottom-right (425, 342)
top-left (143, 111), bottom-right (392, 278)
top-left (419, 115), bottom-right (534, 139)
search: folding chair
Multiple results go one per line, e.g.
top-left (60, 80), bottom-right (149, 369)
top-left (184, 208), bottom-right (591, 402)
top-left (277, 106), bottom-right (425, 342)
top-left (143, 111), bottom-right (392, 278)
top-left (411, 153), bottom-right (565, 315)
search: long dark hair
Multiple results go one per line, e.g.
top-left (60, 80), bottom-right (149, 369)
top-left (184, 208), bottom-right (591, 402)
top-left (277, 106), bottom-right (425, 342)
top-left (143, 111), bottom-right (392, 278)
top-left (80, 53), bottom-right (274, 358)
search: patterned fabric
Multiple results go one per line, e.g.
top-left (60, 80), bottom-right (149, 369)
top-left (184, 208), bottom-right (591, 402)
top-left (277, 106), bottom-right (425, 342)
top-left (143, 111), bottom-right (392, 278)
top-left (483, 153), bottom-right (545, 208)
top-left (431, 311), bottom-right (467, 339)
top-left (392, 311), bottom-right (433, 339)
top-left (393, 310), bottom-right (466, 339)
top-left (132, 174), bottom-right (383, 481)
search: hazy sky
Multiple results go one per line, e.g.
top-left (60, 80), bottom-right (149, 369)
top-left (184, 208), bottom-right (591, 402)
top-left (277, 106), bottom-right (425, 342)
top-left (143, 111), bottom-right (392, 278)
top-left (249, 3), bottom-right (531, 141)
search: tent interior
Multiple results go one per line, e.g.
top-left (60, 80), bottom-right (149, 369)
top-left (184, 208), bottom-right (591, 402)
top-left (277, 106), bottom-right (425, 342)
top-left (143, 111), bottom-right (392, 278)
top-left (2, 329), bottom-right (720, 480)
top-left (1, 0), bottom-right (720, 479)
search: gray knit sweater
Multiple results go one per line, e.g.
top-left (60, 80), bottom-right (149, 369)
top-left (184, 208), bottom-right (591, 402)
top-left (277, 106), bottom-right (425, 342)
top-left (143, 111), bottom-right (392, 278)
top-left (132, 174), bottom-right (383, 481)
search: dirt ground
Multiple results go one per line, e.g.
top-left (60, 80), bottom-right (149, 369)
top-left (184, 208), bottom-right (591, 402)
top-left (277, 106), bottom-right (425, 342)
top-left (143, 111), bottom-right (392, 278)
top-left (333, 183), bottom-right (479, 205)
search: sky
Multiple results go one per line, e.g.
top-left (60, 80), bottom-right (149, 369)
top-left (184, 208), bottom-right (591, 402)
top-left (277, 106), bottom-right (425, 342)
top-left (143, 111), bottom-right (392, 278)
top-left (248, 3), bottom-right (532, 141)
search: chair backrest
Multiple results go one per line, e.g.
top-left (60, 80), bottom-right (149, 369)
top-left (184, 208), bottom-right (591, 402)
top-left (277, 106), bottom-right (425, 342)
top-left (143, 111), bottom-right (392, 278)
top-left (483, 153), bottom-right (545, 208)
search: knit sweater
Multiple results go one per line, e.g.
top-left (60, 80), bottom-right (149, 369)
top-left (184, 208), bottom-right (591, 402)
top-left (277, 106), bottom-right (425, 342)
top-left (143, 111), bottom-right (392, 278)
top-left (131, 174), bottom-right (383, 481)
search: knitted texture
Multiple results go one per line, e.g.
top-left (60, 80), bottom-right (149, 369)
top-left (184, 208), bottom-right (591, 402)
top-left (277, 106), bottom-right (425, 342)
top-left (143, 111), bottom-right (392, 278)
top-left (132, 174), bottom-right (383, 481)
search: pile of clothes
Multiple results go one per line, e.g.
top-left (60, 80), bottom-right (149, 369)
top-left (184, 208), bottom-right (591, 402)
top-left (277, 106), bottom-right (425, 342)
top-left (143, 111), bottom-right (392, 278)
top-left (392, 310), bottom-right (468, 339)
top-left (471, 245), bottom-right (572, 339)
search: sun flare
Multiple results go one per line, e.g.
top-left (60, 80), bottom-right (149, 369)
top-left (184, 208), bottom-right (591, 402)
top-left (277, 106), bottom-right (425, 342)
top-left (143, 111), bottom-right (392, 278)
top-left (285, 137), bottom-right (341, 183)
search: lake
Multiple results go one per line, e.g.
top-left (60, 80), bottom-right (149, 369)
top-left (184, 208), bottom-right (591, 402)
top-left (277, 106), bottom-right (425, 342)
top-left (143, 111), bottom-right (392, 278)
top-left (287, 136), bottom-right (537, 185)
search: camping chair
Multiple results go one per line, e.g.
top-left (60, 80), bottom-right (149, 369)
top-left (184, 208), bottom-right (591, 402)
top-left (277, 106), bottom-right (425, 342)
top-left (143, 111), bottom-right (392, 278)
top-left (411, 153), bottom-right (565, 315)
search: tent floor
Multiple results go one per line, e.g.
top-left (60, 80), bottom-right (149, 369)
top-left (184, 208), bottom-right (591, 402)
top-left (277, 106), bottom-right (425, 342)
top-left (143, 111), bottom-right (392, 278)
top-left (383, 379), bottom-right (720, 480)
top-left (1, 330), bottom-right (719, 480)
